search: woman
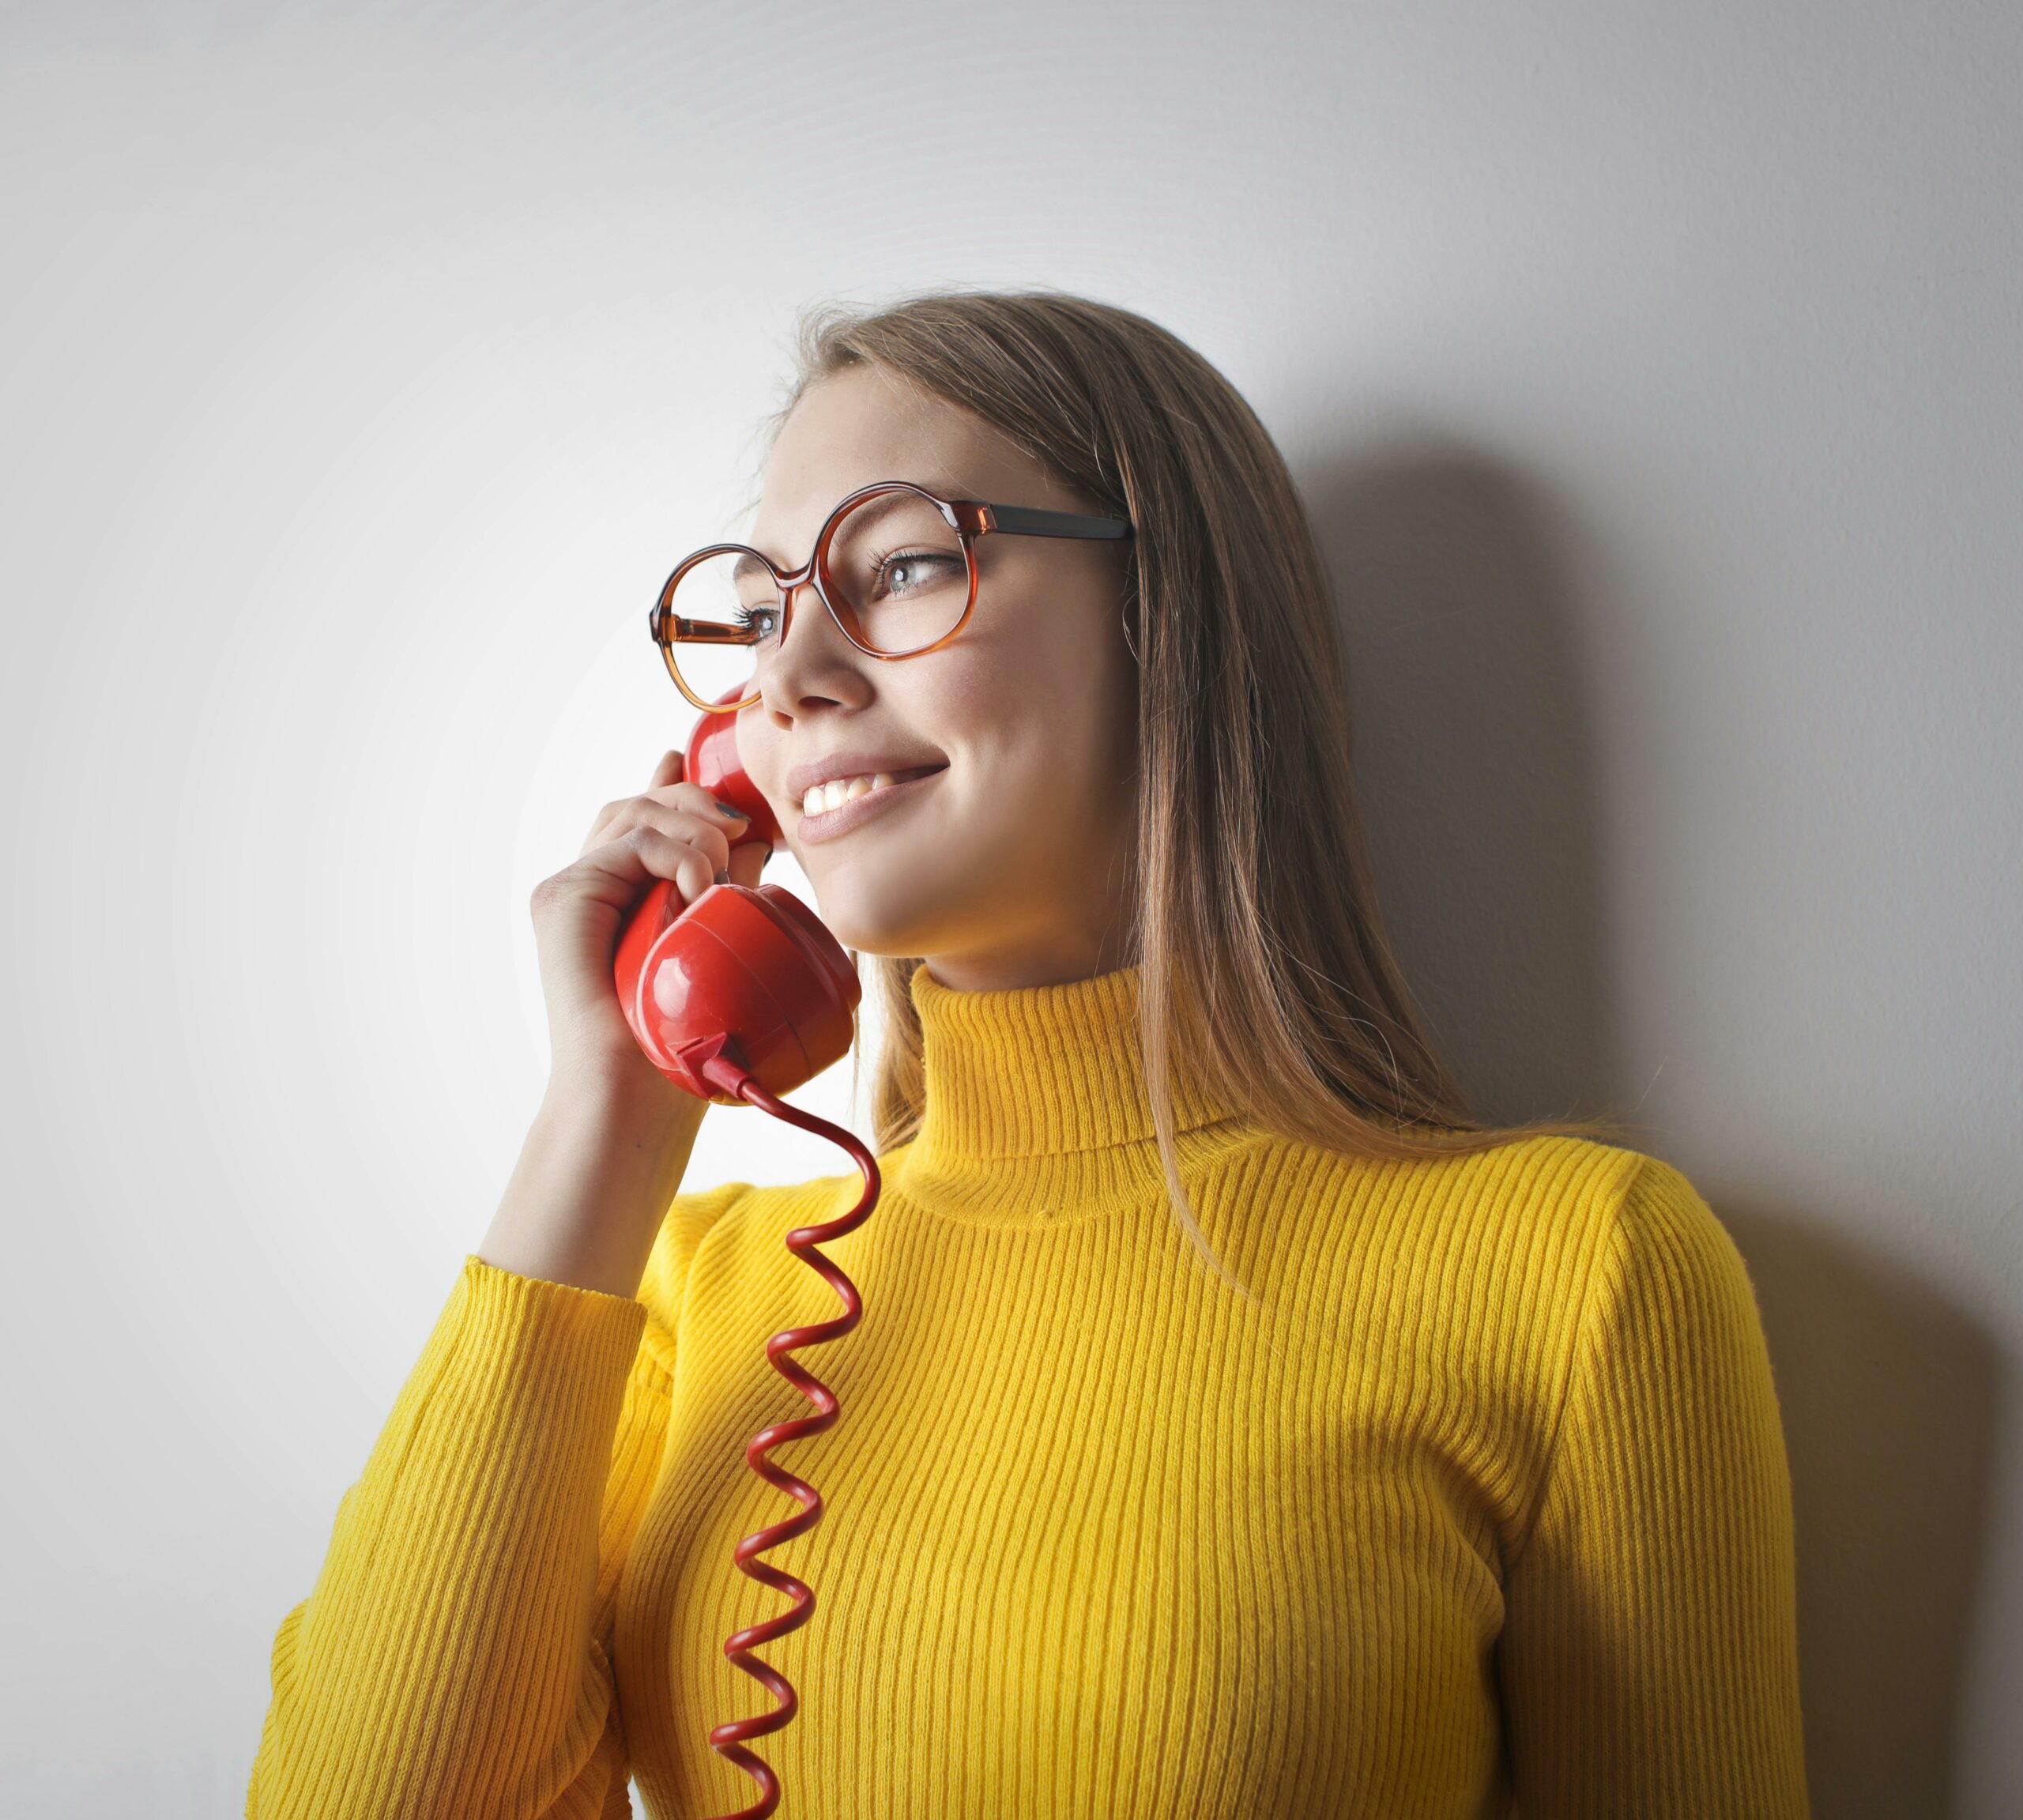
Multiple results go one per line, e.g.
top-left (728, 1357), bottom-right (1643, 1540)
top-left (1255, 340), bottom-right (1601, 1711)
top-left (246, 290), bottom-right (1810, 1817)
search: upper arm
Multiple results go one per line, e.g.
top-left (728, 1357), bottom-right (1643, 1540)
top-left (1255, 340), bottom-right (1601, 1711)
top-left (1496, 1154), bottom-right (1810, 1816)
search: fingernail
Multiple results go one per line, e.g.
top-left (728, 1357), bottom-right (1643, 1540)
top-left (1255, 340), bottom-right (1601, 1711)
top-left (713, 867), bottom-right (730, 885)
top-left (711, 797), bottom-right (749, 821)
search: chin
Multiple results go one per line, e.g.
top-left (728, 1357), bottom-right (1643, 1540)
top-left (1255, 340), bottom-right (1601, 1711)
top-left (801, 874), bottom-right (951, 960)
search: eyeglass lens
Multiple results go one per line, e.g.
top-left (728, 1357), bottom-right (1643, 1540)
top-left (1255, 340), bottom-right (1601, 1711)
top-left (665, 491), bottom-right (971, 704)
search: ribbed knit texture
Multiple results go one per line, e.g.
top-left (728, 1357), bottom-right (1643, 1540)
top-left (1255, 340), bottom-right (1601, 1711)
top-left (247, 960), bottom-right (1810, 1818)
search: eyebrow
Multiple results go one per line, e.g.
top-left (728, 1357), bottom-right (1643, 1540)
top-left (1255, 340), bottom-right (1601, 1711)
top-left (829, 487), bottom-right (940, 537)
top-left (729, 550), bottom-right (775, 590)
top-left (742, 482), bottom-right (975, 569)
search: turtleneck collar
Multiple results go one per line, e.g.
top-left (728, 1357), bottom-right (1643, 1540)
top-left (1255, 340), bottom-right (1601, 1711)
top-left (904, 959), bottom-right (1242, 1163)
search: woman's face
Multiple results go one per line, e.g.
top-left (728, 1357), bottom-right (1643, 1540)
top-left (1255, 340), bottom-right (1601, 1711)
top-left (734, 361), bottom-right (1140, 993)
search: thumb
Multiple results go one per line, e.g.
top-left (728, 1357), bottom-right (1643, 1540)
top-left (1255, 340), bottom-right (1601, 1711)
top-left (725, 837), bottom-right (770, 889)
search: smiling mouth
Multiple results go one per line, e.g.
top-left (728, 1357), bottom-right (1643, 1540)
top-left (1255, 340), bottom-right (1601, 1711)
top-left (794, 763), bottom-right (948, 844)
top-left (797, 763), bottom-right (944, 820)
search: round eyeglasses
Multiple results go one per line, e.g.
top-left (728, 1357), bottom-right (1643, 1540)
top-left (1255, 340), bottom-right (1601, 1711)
top-left (648, 479), bottom-right (1133, 713)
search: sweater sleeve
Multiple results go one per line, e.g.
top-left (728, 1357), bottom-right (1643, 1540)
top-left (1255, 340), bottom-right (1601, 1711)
top-left (1495, 1153), bottom-right (1811, 1817)
top-left (245, 1183), bottom-right (745, 1820)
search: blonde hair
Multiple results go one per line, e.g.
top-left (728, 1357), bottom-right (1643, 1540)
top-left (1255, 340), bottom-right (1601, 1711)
top-left (755, 285), bottom-right (1632, 1295)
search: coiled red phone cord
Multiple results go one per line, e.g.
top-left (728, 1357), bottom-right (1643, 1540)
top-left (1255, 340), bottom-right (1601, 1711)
top-left (693, 1049), bottom-right (881, 1820)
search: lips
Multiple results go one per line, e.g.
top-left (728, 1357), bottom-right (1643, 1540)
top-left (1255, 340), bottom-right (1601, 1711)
top-left (793, 760), bottom-right (942, 816)
top-left (785, 752), bottom-right (950, 800)
top-left (794, 763), bottom-right (948, 846)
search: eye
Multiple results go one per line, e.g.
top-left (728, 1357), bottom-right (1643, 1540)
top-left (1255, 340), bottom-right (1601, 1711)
top-left (875, 550), bottom-right (964, 599)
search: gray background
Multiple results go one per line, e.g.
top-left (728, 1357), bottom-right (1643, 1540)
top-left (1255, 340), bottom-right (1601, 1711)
top-left (2, 4), bottom-right (2016, 1814)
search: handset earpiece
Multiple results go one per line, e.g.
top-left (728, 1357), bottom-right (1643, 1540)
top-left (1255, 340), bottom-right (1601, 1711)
top-left (612, 691), bottom-right (858, 1102)
top-left (684, 701), bottom-right (784, 857)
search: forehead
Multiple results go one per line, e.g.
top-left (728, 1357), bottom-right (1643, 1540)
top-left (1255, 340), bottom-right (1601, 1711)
top-left (750, 363), bottom-right (1047, 560)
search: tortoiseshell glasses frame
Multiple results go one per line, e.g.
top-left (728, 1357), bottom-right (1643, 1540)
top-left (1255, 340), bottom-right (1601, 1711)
top-left (648, 478), bottom-right (1134, 714)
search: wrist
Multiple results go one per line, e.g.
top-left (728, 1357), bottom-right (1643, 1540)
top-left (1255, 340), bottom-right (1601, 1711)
top-left (546, 1034), bottom-right (711, 1123)
top-left (481, 1069), bottom-right (706, 1301)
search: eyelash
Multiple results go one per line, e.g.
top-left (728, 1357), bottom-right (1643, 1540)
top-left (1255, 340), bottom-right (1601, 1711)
top-left (865, 545), bottom-right (947, 593)
top-left (733, 548), bottom-right (951, 631)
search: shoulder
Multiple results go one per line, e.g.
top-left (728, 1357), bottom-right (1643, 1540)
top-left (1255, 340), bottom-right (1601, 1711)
top-left (1570, 1144), bottom-right (1768, 1358)
top-left (1445, 1135), bottom-right (1756, 1333)
top-left (1445, 1136), bottom-right (1769, 1393)
top-left (1246, 1125), bottom-right (1649, 1260)
top-left (635, 1169), bottom-right (872, 1340)
top-left (1456, 1135), bottom-right (1736, 1286)
top-left (1249, 1128), bottom-right (1749, 1354)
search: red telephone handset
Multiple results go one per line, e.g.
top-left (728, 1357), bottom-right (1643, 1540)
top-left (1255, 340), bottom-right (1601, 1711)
top-left (612, 701), bottom-right (859, 1101)
top-left (612, 692), bottom-right (879, 1820)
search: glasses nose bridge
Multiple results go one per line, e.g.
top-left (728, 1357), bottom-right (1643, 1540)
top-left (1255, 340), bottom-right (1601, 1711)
top-left (760, 546), bottom-right (842, 665)
top-left (760, 492), bottom-right (869, 624)
top-left (772, 548), bottom-right (819, 594)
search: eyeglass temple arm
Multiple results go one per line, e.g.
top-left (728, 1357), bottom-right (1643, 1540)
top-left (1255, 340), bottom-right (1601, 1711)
top-left (983, 502), bottom-right (1133, 541)
top-left (663, 616), bottom-right (753, 645)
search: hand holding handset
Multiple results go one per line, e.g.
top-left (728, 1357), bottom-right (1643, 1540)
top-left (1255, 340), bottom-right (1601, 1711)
top-left (612, 700), bottom-right (859, 1102)
top-left (612, 691), bottom-right (880, 1820)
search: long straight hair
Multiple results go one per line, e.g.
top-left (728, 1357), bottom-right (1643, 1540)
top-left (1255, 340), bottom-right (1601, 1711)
top-left (753, 287), bottom-right (1630, 1295)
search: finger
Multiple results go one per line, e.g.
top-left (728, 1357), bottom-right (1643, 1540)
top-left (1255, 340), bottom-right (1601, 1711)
top-left (725, 837), bottom-right (770, 889)
top-left (661, 780), bottom-right (752, 832)
top-left (585, 752), bottom-right (680, 850)
top-left (535, 823), bottom-right (714, 926)
top-left (615, 778), bottom-right (749, 831)
top-left (661, 805), bottom-right (737, 876)
top-left (584, 774), bottom-right (745, 861)
top-left (622, 823), bottom-right (718, 908)
top-left (579, 797), bottom-right (736, 872)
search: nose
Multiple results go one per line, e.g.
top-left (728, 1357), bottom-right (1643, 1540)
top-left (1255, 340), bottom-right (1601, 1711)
top-left (756, 571), bottom-right (871, 710)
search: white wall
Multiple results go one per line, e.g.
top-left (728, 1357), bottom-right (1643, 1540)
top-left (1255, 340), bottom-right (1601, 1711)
top-left (2, 5), bottom-right (2015, 1814)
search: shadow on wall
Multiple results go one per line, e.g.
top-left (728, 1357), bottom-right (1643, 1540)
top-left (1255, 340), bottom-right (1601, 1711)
top-left (1721, 1200), bottom-right (2000, 1819)
top-left (1298, 442), bottom-right (2002, 1818)
top-left (1300, 445), bottom-right (1623, 1128)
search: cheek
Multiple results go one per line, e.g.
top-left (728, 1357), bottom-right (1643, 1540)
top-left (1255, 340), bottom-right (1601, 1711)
top-left (732, 714), bottom-right (780, 794)
top-left (940, 597), bottom-right (1115, 722)
top-left (934, 655), bottom-right (1084, 797)
top-left (930, 649), bottom-right (1124, 816)
top-left (734, 718), bottom-right (810, 834)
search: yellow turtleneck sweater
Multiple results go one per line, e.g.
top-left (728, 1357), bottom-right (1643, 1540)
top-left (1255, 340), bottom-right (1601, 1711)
top-left (247, 961), bottom-right (1810, 1818)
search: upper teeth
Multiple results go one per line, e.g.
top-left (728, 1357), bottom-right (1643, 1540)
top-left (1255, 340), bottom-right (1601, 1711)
top-left (804, 771), bottom-right (899, 816)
